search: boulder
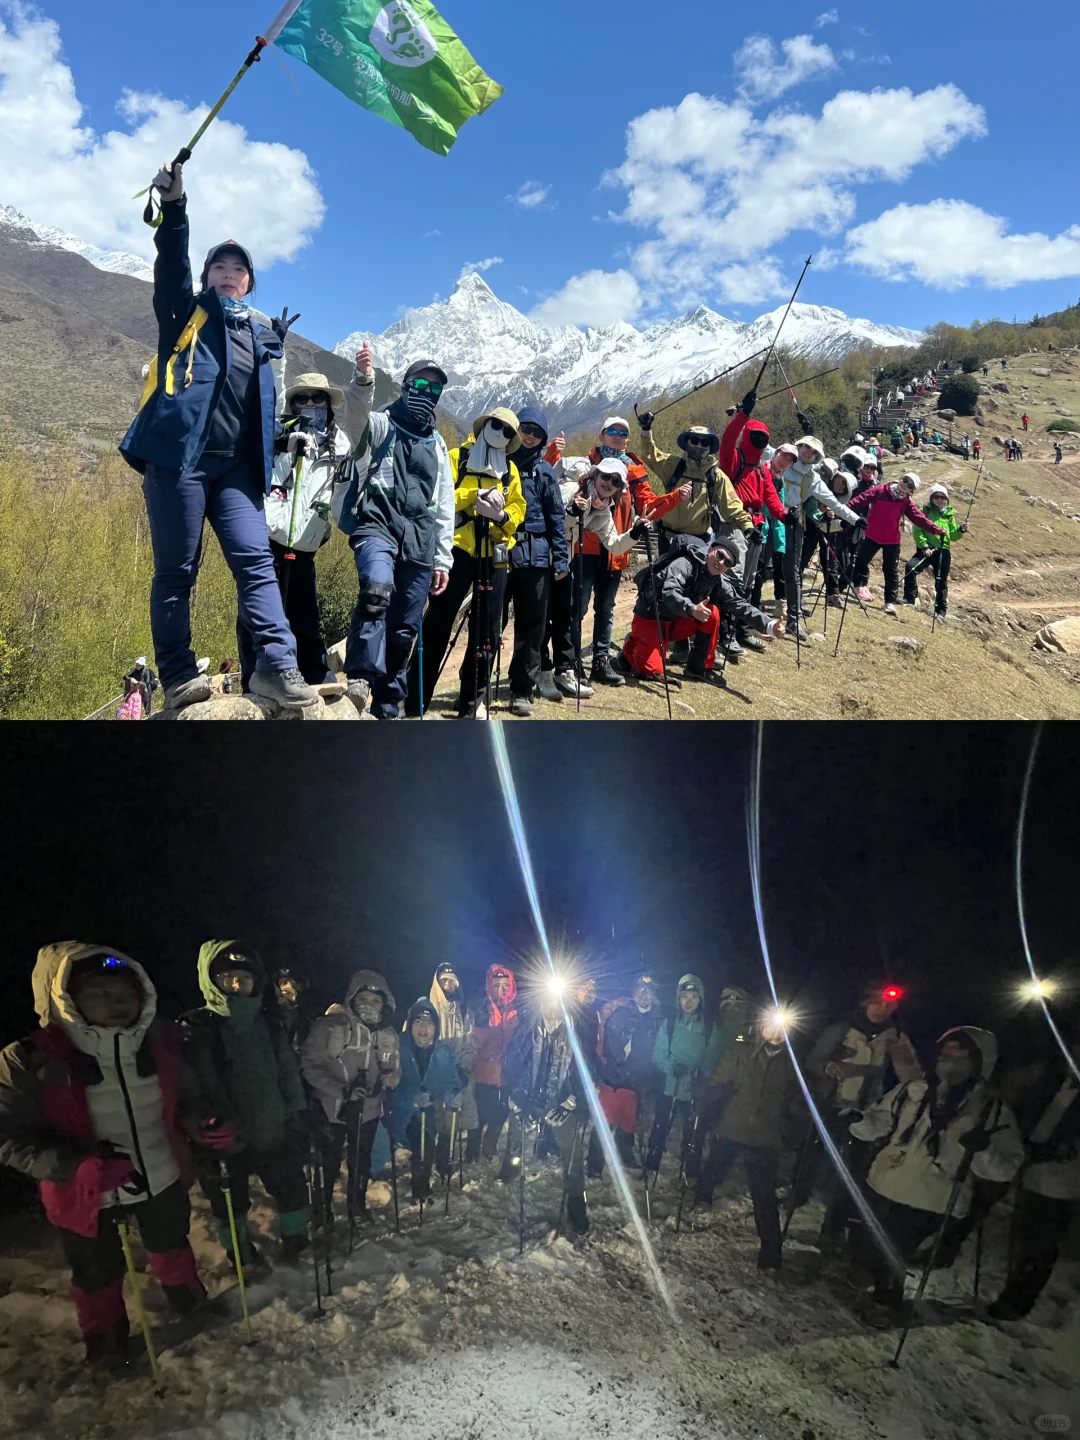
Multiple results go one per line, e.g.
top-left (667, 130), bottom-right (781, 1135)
top-left (1030, 367), bottom-right (1052, 377)
top-left (1033, 617), bottom-right (1080, 655)
top-left (991, 382), bottom-right (1010, 393)
top-left (327, 639), bottom-right (347, 673)
top-left (163, 692), bottom-right (360, 721)
top-left (888, 636), bottom-right (920, 653)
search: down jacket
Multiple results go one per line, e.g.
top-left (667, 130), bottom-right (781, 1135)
top-left (806, 1011), bottom-right (922, 1114)
top-left (471, 965), bottom-right (521, 1088)
top-left (389, 1002), bottom-right (463, 1147)
top-left (301, 969), bottom-right (401, 1126)
top-left (0, 943), bottom-right (195, 1238)
top-left (652, 975), bottom-right (721, 1103)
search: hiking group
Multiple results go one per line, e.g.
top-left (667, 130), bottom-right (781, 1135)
top-left (1, 944), bottom-right (1076, 1371)
top-left (118, 161), bottom-right (973, 720)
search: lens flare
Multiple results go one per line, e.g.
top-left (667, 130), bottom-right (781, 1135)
top-left (748, 723), bottom-right (905, 1283)
top-left (490, 723), bottom-right (676, 1318)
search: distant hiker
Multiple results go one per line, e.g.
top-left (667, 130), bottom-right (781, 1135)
top-left (119, 160), bottom-right (318, 714)
top-left (617, 533), bottom-right (783, 683)
top-left (1014, 438), bottom-right (1024, 461)
top-left (1054, 443), bottom-right (1063, 464)
top-left (960, 434), bottom-right (971, 461)
top-left (1022, 413), bottom-right (1030, 431)
top-left (498, 407), bottom-right (569, 717)
top-left (410, 406), bottom-right (527, 718)
top-left (982, 363), bottom-right (989, 377)
top-left (217, 658), bottom-right (236, 695)
top-left (115, 679), bottom-right (143, 721)
top-left (122, 656), bottom-right (159, 718)
top-left (850, 472), bottom-right (944, 616)
top-left (1001, 358), bottom-right (1008, 370)
top-left (890, 425), bottom-right (904, 455)
top-left (338, 345), bottom-right (454, 719)
top-left (973, 436), bottom-right (982, 460)
top-left (904, 484), bottom-right (965, 618)
top-left (242, 371), bottom-right (352, 693)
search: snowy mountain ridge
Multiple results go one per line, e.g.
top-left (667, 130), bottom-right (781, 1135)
top-left (0, 206), bottom-right (154, 282)
top-left (335, 273), bottom-right (924, 430)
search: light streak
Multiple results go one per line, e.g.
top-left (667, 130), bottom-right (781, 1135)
top-left (1016, 726), bottom-right (1080, 1085)
top-left (747, 723), bottom-right (905, 1283)
top-left (490, 723), bottom-right (676, 1317)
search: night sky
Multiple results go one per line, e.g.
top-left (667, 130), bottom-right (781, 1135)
top-left (0, 723), bottom-right (1075, 1068)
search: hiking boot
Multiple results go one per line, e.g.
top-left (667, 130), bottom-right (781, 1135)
top-left (854, 586), bottom-right (874, 603)
top-left (786, 620), bottom-right (809, 641)
top-left (685, 660), bottom-right (723, 686)
top-left (800, 604), bottom-right (812, 618)
top-left (163, 675), bottom-right (212, 712)
top-left (508, 694), bottom-right (533, 717)
top-left (344, 677), bottom-right (371, 715)
top-left (565, 1191), bottom-right (590, 1236)
top-left (554, 669), bottom-right (593, 699)
top-left (611, 650), bottom-right (638, 680)
top-left (934, 608), bottom-right (948, 621)
top-left (739, 633), bottom-right (767, 653)
top-left (458, 700), bottom-right (489, 720)
top-left (591, 654), bottom-right (625, 686)
top-left (826, 595), bottom-right (843, 609)
top-left (249, 666), bottom-right (319, 711)
top-left (84, 1318), bottom-right (131, 1371)
top-left (537, 670), bottom-right (562, 703)
top-left (883, 602), bottom-right (897, 617)
top-left (724, 638), bottom-right (745, 659)
top-left (279, 1232), bottom-right (310, 1262)
top-left (669, 639), bottom-right (691, 664)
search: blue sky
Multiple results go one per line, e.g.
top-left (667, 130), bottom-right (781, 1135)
top-left (1, 0), bottom-right (1078, 350)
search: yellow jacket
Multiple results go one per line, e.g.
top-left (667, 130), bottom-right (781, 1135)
top-left (450, 438), bottom-right (527, 558)
top-left (638, 430), bottom-right (752, 535)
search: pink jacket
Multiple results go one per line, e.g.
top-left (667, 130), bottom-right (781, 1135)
top-left (850, 484), bottom-right (944, 546)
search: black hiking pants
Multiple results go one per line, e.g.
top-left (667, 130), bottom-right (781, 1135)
top-left (542, 563), bottom-right (577, 675)
top-left (317, 1110), bottom-right (381, 1221)
top-left (466, 1082), bottom-right (510, 1162)
top-left (646, 1096), bottom-right (704, 1176)
top-left (409, 547), bottom-right (507, 713)
top-left (903, 547), bottom-right (951, 612)
top-left (197, 1136), bottom-right (309, 1232)
top-left (504, 565), bottom-right (552, 697)
top-left (993, 1189), bottom-right (1078, 1317)
top-left (854, 1192), bottom-right (941, 1308)
top-left (853, 538), bottom-right (901, 603)
top-left (698, 1140), bottom-right (783, 1270)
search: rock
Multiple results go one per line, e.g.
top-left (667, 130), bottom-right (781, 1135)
top-left (165, 692), bottom-right (359, 721)
top-left (1030, 367), bottom-right (1052, 377)
top-left (991, 382), bottom-right (1009, 392)
top-left (888, 636), bottom-right (919, 653)
top-left (674, 700), bottom-right (696, 715)
top-left (1033, 617), bottom-right (1080, 655)
top-left (327, 639), bottom-right (347, 673)
top-left (938, 408), bottom-right (957, 421)
top-left (992, 435), bottom-right (1006, 447)
top-left (809, 631), bottom-right (826, 643)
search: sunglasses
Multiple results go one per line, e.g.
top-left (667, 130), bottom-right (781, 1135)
top-left (487, 420), bottom-right (516, 439)
top-left (711, 550), bottom-right (733, 565)
top-left (685, 436), bottom-right (710, 446)
top-left (603, 428), bottom-right (629, 439)
top-left (293, 393), bottom-right (329, 407)
top-left (408, 377), bottom-right (444, 397)
top-left (519, 423), bottom-right (546, 439)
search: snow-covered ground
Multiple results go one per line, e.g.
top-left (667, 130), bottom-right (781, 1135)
top-left (1, 1150), bottom-right (1077, 1440)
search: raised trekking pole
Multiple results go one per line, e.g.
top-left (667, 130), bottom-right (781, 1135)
top-left (118, 1220), bottom-right (166, 1394)
top-left (518, 1110), bottom-right (528, 1255)
top-left (637, 346), bottom-right (772, 420)
top-left (890, 1095), bottom-right (997, 1368)
top-left (963, 462), bottom-right (984, 528)
top-left (641, 525), bottom-right (673, 719)
top-left (749, 257), bottom-right (813, 395)
top-left (755, 365), bottom-right (842, 403)
top-left (574, 508), bottom-right (586, 715)
top-left (445, 1109), bottom-right (459, 1216)
top-left (219, 1160), bottom-right (254, 1342)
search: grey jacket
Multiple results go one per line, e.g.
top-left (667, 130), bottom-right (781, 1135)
top-left (301, 969), bottom-right (401, 1125)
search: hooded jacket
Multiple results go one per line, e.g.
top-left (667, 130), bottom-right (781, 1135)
top-left (598, 996), bottom-right (664, 1092)
top-left (0, 943), bottom-right (194, 1238)
top-left (639, 429), bottom-right (753, 536)
top-left (471, 965), bottom-right (521, 1088)
top-left (708, 1029), bottom-right (801, 1151)
top-left (806, 1010), bottom-right (922, 1114)
top-left (182, 940), bottom-right (307, 1152)
top-left (851, 1026), bottom-right (1024, 1217)
top-left (811, 471), bottom-right (857, 535)
top-left (449, 438), bottom-right (528, 559)
top-left (509, 410), bottom-right (571, 572)
top-left (912, 502), bottom-right (964, 552)
top-left (389, 1001), bottom-right (463, 1146)
top-left (718, 412), bottom-right (786, 524)
top-left (265, 419), bottom-right (353, 553)
top-left (652, 975), bottom-right (720, 1102)
top-left (633, 535), bottom-right (779, 636)
top-left (301, 969), bottom-right (400, 1125)
top-left (1001, 1057), bottom-right (1080, 1201)
top-left (571, 448), bottom-right (681, 571)
top-left (505, 1010), bottom-right (585, 1116)
top-left (850, 484), bottom-right (945, 547)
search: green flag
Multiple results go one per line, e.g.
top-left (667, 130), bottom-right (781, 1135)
top-left (266, 0), bottom-right (503, 156)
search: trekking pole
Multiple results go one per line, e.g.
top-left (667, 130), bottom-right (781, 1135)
top-left (417, 624), bottom-right (424, 720)
top-left (891, 1096), bottom-right (996, 1367)
top-left (963, 463), bottom-right (984, 529)
top-left (755, 365), bottom-right (841, 404)
top-left (518, 1111), bottom-right (528, 1255)
top-left (458, 1121), bottom-right (465, 1191)
top-left (749, 257), bottom-right (813, 395)
top-left (638, 346), bottom-right (772, 420)
top-left (305, 1138), bottom-right (323, 1316)
top-left (347, 1111), bottom-right (360, 1256)
top-left (574, 511), bottom-right (586, 715)
top-left (973, 1215), bottom-right (985, 1301)
top-left (780, 1120), bottom-right (819, 1244)
top-left (117, 1220), bottom-right (166, 1394)
top-left (675, 1108), bottom-right (700, 1234)
top-left (641, 526), bottom-right (673, 719)
top-left (432, 599), bottom-right (472, 693)
top-left (445, 1109), bottom-right (458, 1216)
top-left (388, 1119), bottom-right (401, 1234)
top-left (219, 1160), bottom-right (254, 1342)
top-left (556, 1117), bottom-right (585, 1237)
top-left (419, 1108), bottom-right (427, 1223)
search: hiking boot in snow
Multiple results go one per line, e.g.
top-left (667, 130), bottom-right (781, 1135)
top-left (554, 669), bottom-right (593, 699)
top-left (883, 602), bottom-right (898, 616)
top-left (344, 677), bottom-right (371, 715)
top-left (591, 654), bottom-right (625, 687)
top-left (163, 675), bottom-right (212, 712)
top-left (854, 586), bottom-right (874, 603)
top-left (249, 666), bottom-right (319, 711)
top-left (757, 1269), bottom-right (781, 1290)
top-left (565, 1191), bottom-right (590, 1236)
top-left (739, 633), bottom-right (767, 653)
top-left (856, 1292), bottom-right (904, 1329)
top-left (508, 694), bottom-right (533, 718)
top-left (537, 670), bottom-right (562, 703)
top-left (84, 1318), bottom-right (131, 1371)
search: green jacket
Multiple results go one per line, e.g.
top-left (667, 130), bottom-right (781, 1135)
top-left (708, 1032), bottom-right (801, 1150)
top-left (913, 502), bottom-right (963, 551)
top-left (651, 974), bottom-right (722, 1102)
top-left (182, 940), bottom-right (307, 1152)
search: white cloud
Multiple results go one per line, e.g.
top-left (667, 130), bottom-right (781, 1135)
top-left (847, 200), bottom-right (1080, 289)
top-left (734, 33), bottom-right (837, 102)
top-left (507, 181), bottom-right (552, 211)
top-left (815, 9), bottom-right (839, 26)
top-left (529, 269), bottom-right (642, 329)
top-left (458, 256), bottom-right (503, 278)
top-left (0, 10), bottom-right (324, 270)
top-left (422, 228), bottom-right (441, 239)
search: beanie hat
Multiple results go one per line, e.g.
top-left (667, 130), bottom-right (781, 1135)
top-left (708, 535), bottom-right (741, 564)
top-left (928, 483), bottom-right (949, 501)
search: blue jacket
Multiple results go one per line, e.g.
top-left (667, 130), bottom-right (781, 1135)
top-left (119, 201), bottom-right (283, 490)
top-left (388, 1038), bottom-right (461, 1147)
top-left (509, 409), bottom-right (569, 572)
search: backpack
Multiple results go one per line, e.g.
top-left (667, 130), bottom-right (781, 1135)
top-left (334, 420), bottom-right (399, 538)
top-left (633, 532), bottom-right (700, 595)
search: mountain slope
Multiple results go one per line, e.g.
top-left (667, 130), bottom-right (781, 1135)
top-left (335, 274), bottom-right (924, 430)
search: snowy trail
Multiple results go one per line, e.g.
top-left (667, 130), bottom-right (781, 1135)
top-left (1, 1155), bottom-right (1077, 1440)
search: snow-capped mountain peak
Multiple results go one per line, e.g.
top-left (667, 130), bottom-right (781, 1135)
top-left (0, 206), bottom-right (153, 283)
top-left (335, 279), bottom-right (922, 430)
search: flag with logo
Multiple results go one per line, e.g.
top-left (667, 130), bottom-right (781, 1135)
top-left (265, 0), bottom-right (503, 155)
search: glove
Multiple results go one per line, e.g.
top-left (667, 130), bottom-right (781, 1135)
top-left (544, 1098), bottom-right (577, 1128)
top-left (958, 524), bottom-right (967, 534)
top-left (745, 525), bottom-right (764, 546)
top-left (417, 1090), bottom-right (433, 1110)
top-left (784, 507), bottom-right (800, 524)
top-left (637, 409), bottom-right (655, 431)
top-left (796, 411), bottom-right (811, 434)
top-left (75, 1154), bottom-right (136, 1197)
top-left (959, 1128), bottom-right (991, 1153)
top-left (152, 161), bottom-right (184, 204)
top-left (286, 430), bottom-right (317, 459)
top-left (473, 489), bottom-right (506, 522)
top-left (740, 390), bottom-right (756, 415)
top-left (445, 1091), bottom-right (463, 1111)
top-left (198, 1120), bottom-right (237, 1151)
top-left (853, 515), bottom-right (868, 531)
top-left (271, 306), bottom-right (302, 344)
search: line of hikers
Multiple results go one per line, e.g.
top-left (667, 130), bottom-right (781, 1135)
top-left (1, 944), bottom-right (1077, 1366)
top-left (118, 161), bottom-right (974, 720)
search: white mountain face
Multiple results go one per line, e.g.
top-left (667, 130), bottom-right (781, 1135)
top-left (335, 273), bottom-right (924, 431)
top-left (0, 205), bottom-right (154, 283)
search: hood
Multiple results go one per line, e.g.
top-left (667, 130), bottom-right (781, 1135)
top-left (406, 996), bottom-right (441, 1036)
top-left (675, 973), bottom-right (705, 1019)
top-left (826, 471), bottom-right (855, 502)
top-left (516, 406), bottom-right (549, 444)
top-left (938, 1025), bottom-right (998, 1080)
top-left (430, 964), bottom-right (468, 1037)
top-left (485, 963), bottom-right (518, 1007)
top-left (32, 941), bottom-right (156, 1052)
top-left (197, 938), bottom-right (269, 1017)
top-left (345, 968), bottom-right (397, 1022)
top-left (737, 419), bottom-right (771, 469)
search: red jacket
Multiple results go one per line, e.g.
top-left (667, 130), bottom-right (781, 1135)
top-left (719, 412), bottom-right (785, 523)
top-left (30, 1022), bottom-right (193, 1238)
top-left (471, 965), bottom-right (521, 1088)
top-left (576, 448), bottom-right (683, 570)
top-left (850, 484), bottom-right (945, 547)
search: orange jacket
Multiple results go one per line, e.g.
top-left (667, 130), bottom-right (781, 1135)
top-left (575, 448), bottom-right (684, 571)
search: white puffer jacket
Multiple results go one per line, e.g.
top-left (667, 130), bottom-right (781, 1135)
top-left (265, 424), bottom-right (353, 553)
top-left (41, 948), bottom-right (179, 1205)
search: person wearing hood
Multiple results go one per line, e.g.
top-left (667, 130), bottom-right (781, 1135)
top-left (848, 1026), bottom-right (1024, 1326)
top-left (428, 964), bottom-right (478, 1137)
top-left (407, 406), bottom-right (528, 718)
top-left (272, 965), bottom-right (315, 1049)
top-left (800, 459), bottom-right (859, 604)
top-left (693, 1009), bottom-right (802, 1283)
top-left (589, 974), bottom-right (665, 1175)
top-left (498, 408), bottom-right (570, 716)
top-left (119, 161), bottom-right (318, 715)
top-left (850, 472), bottom-right (945, 616)
top-left (182, 941), bottom-right (310, 1265)
top-left (391, 999), bottom-right (465, 1201)
top-left (618, 533), bottom-right (783, 683)
top-left (301, 970), bottom-right (400, 1226)
top-left (238, 371), bottom-right (352, 693)
top-left (903, 484), bottom-right (965, 619)
top-left (777, 434), bottom-right (863, 641)
top-left (714, 401), bottom-right (786, 654)
top-left (646, 975), bottom-right (720, 1175)
top-left (0, 945), bottom-right (205, 1366)
top-left (466, 964), bottom-right (521, 1162)
top-left (336, 344), bottom-right (455, 719)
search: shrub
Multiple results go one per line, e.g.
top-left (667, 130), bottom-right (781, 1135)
top-left (936, 374), bottom-right (981, 416)
top-left (960, 355), bottom-right (981, 373)
top-left (1046, 418), bottom-right (1078, 433)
